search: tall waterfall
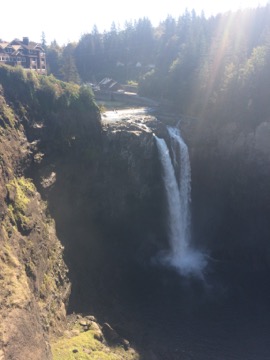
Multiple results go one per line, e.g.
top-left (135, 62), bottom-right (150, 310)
top-left (155, 127), bottom-right (206, 277)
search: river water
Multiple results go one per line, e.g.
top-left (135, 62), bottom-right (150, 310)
top-left (102, 107), bottom-right (151, 122)
top-left (120, 263), bottom-right (270, 360)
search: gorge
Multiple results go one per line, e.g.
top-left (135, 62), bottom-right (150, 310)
top-left (1, 64), bottom-right (270, 359)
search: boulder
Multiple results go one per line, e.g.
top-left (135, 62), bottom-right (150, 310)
top-left (102, 323), bottom-right (130, 350)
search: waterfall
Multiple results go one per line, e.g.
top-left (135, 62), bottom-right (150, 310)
top-left (155, 127), bottom-right (206, 277)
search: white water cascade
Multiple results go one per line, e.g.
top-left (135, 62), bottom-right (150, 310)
top-left (155, 127), bottom-right (206, 277)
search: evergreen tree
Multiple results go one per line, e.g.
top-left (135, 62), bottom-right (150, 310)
top-left (61, 43), bottom-right (81, 84)
top-left (46, 40), bottom-right (62, 78)
top-left (44, 2), bottom-right (270, 124)
top-left (41, 31), bottom-right (47, 49)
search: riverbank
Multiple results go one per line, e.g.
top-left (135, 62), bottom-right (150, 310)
top-left (94, 90), bottom-right (159, 108)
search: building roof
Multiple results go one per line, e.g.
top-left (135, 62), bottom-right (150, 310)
top-left (12, 45), bottom-right (22, 51)
top-left (98, 78), bottom-right (123, 91)
top-left (8, 38), bottom-right (44, 51)
top-left (99, 78), bottom-right (114, 86)
top-left (0, 42), bottom-right (9, 49)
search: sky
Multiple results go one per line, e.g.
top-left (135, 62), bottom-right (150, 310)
top-left (1, 0), bottom-right (269, 45)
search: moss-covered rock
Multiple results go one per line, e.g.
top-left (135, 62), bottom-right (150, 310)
top-left (51, 316), bottom-right (139, 360)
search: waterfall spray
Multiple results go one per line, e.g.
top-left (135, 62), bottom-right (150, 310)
top-left (155, 127), bottom-right (206, 277)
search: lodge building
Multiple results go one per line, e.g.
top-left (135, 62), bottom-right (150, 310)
top-left (0, 37), bottom-right (46, 74)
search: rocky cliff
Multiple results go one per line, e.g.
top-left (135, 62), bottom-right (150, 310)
top-left (0, 65), bottom-right (150, 359)
top-left (0, 64), bottom-right (100, 359)
top-left (180, 112), bottom-right (270, 278)
top-left (38, 114), bottom-right (168, 314)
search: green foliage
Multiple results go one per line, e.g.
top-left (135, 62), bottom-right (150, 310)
top-left (0, 64), bottom-right (100, 141)
top-left (61, 43), bottom-right (81, 84)
top-left (44, 2), bottom-right (270, 125)
top-left (6, 177), bottom-right (36, 231)
top-left (127, 81), bottom-right (138, 86)
top-left (137, 5), bottom-right (270, 125)
top-left (0, 98), bottom-right (17, 128)
top-left (41, 31), bottom-right (47, 49)
top-left (139, 69), bottom-right (164, 99)
top-left (46, 40), bottom-right (63, 78)
top-left (78, 85), bottom-right (94, 106)
top-left (52, 329), bottom-right (138, 360)
top-left (3, 6), bottom-right (270, 132)
top-left (47, 17), bottom-right (156, 84)
top-left (0, 64), bottom-right (35, 105)
top-left (0, 241), bottom-right (30, 308)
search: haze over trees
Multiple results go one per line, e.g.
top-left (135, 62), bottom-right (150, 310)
top-left (46, 4), bottom-right (270, 126)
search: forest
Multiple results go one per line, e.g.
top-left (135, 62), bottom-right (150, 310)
top-left (45, 5), bottom-right (270, 124)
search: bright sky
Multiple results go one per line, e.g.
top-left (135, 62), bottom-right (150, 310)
top-left (1, 0), bottom-right (269, 45)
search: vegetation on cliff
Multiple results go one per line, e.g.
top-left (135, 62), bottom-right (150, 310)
top-left (0, 63), bottom-right (99, 130)
top-left (0, 64), bottom-right (101, 359)
top-left (51, 315), bottom-right (138, 360)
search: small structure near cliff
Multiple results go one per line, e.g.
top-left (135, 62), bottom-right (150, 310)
top-left (99, 78), bottom-right (123, 92)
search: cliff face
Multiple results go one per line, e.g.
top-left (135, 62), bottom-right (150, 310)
top-left (0, 93), bottom-right (67, 360)
top-left (38, 116), bottom-right (168, 314)
top-left (0, 65), bottom-right (100, 359)
top-left (0, 64), bottom-right (165, 358)
top-left (181, 115), bottom-right (270, 275)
